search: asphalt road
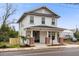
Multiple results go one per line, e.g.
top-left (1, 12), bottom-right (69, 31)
top-left (0, 47), bottom-right (79, 56)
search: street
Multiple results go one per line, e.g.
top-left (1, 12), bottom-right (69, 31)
top-left (0, 47), bottom-right (79, 56)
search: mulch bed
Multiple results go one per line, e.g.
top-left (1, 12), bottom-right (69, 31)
top-left (20, 44), bottom-right (35, 47)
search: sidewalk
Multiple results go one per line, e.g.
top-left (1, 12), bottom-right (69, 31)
top-left (0, 44), bottom-right (79, 52)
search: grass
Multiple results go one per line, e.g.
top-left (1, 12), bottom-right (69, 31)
top-left (0, 42), bottom-right (31, 48)
top-left (9, 44), bottom-right (20, 48)
top-left (64, 39), bottom-right (72, 44)
top-left (64, 39), bottom-right (79, 44)
top-left (0, 42), bottom-right (9, 48)
top-left (0, 42), bottom-right (20, 48)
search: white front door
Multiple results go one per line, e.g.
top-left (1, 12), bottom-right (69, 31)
top-left (40, 31), bottom-right (47, 44)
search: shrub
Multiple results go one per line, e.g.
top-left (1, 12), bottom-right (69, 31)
top-left (74, 32), bottom-right (79, 41)
top-left (0, 34), bottom-right (9, 42)
top-left (20, 36), bottom-right (27, 40)
top-left (8, 30), bottom-right (18, 38)
top-left (0, 24), bottom-right (18, 42)
top-left (0, 31), bottom-right (18, 42)
top-left (0, 45), bottom-right (8, 48)
top-left (0, 35), bottom-right (5, 41)
top-left (0, 42), bottom-right (9, 48)
top-left (9, 45), bottom-right (20, 48)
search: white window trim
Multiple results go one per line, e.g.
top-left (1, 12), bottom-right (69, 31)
top-left (30, 15), bottom-right (34, 24)
top-left (41, 17), bottom-right (45, 24)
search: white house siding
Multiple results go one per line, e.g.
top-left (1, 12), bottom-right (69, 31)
top-left (24, 15), bottom-right (57, 27)
top-left (18, 7), bottom-right (62, 45)
top-left (19, 16), bottom-right (28, 36)
top-left (40, 31), bottom-right (47, 44)
top-left (19, 14), bottom-right (57, 36)
top-left (45, 17), bottom-right (57, 27)
top-left (55, 18), bottom-right (57, 26)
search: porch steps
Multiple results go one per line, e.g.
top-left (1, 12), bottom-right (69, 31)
top-left (35, 43), bottom-right (47, 48)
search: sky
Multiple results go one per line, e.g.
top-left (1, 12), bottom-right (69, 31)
top-left (0, 3), bottom-right (79, 31)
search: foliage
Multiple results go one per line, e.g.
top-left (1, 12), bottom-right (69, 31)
top-left (0, 42), bottom-right (9, 48)
top-left (8, 30), bottom-right (18, 38)
top-left (0, 25), bottom-right (10, 42)
top-left (9, 45), bottom-right (20, 48)
top-left (0, 41), bottom-right (31, 48)
top-left (0, 35), bottom-right (9, 42)
top-left (20, 36), bottom-right (27, 41)
top-left (0, 4), bottom-right (17, 42)
top-left (1, 4), bottom-right (16, 26)
top-left (74, 31), bottom-right (79, 41)
top-left (0, 25), bottom-right (18, 42)
top-left (20, 36), bottom-right (27, 44)
top-left (0, 42), bottom-right (20, 48)
top-left (0, 45), bottom-right (8, 48)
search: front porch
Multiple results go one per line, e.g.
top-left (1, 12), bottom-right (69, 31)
top-left (25, 26), bottom-right (64, 46)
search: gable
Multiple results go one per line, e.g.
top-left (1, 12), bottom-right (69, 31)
top-left (17, 6), bottom-right (60, 23)
top-left (28, 7), bottom-right (60, 17)
top-left (33, 8), bottom-right (52, 14)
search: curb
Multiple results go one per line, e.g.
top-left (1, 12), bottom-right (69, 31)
top-left (0, 46), bottom-right (62, 52)
top-left (0, 45), bottom-right (79, 52)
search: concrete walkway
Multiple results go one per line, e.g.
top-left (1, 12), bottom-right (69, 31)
top-left (0, 44), bottom-right (79, 52)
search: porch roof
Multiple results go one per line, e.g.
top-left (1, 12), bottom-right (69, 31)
top-left (25, 25), bottom-right (65, 32)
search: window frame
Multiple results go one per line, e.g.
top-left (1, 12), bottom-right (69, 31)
top-left (51, 18), bottom-right (55, 25)
top-left (42, 17), bottom-right (45, 24)
top-left (30, 15), bottom-right (34, 24)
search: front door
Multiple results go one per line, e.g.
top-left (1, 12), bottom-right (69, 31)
top-left (33, 31), bottom-right (40, 43)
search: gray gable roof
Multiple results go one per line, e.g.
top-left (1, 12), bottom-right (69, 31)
top-left (17, 6), bottom-right (60, 23)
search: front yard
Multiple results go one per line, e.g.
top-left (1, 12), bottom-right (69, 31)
top-left (0, 42), bottom-right (20, 48)
top-left (0, 41), bottom-right (31, 48)
top-left (64, 39), bottom-right (79, 44)
top-left (1, 38), bottom-right (79, 49)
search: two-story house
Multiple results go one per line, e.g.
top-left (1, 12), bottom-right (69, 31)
top-left (17, 6), bottom-right (64, 46)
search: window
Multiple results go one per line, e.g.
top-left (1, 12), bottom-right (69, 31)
top-left (42, 17), bottom-right (45, 24)
top-left (20, 22), bottom-right (24, 27)
top-left (30, 16), bottom-right (34, 24)
top-left (52, 19), bottom-right (55, 25)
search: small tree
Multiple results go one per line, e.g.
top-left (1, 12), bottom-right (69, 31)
top-left (8, 28), bottom-right (18, 38)
top-left (74, 28), bottom-right (79, 41)
top-left (0, 3), bottom-right (17, 42)
top-left (74, 32), bottom-right (79, 40)
top-left (20, 36), bottom-right (27, 44)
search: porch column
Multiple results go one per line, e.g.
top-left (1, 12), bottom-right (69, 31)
top-left (59, 32), bottom-right (64, 45)
top-left (53, 32), bottom-right (59, 44)
top-left (47, 31), bottom-right (49, 37)
top-left (59, 37), bottom-right (64, 45)
top-left (45, 31), bottom-right (50, 45)
top-left (29, 30), bottom-right (34, 46)
top-left (31, 30), bottom-right (33, 37)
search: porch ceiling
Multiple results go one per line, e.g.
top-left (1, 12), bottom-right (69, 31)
top-left (25, 25), bottom-right (65, 32)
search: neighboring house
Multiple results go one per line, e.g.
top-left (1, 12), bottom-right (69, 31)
top-left (61, 30), bottom-right (77, 41)
top-left (17, 6), bottom-right (64, 45)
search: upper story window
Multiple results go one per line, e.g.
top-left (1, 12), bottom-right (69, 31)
top-left (52, 18), bottom-right (55, 25)
top-left (30, 16), bottom-right (34, 24)
top-left (20, 22), bottom-right (24, 27)
top-left (42, 17), bottom-right (45, 24)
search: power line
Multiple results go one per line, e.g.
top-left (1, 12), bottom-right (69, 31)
top-left (54, 3), bottom-right (79, 9)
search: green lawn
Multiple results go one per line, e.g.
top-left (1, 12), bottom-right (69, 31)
top-left (0, 42), bottom-right (20, 48)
